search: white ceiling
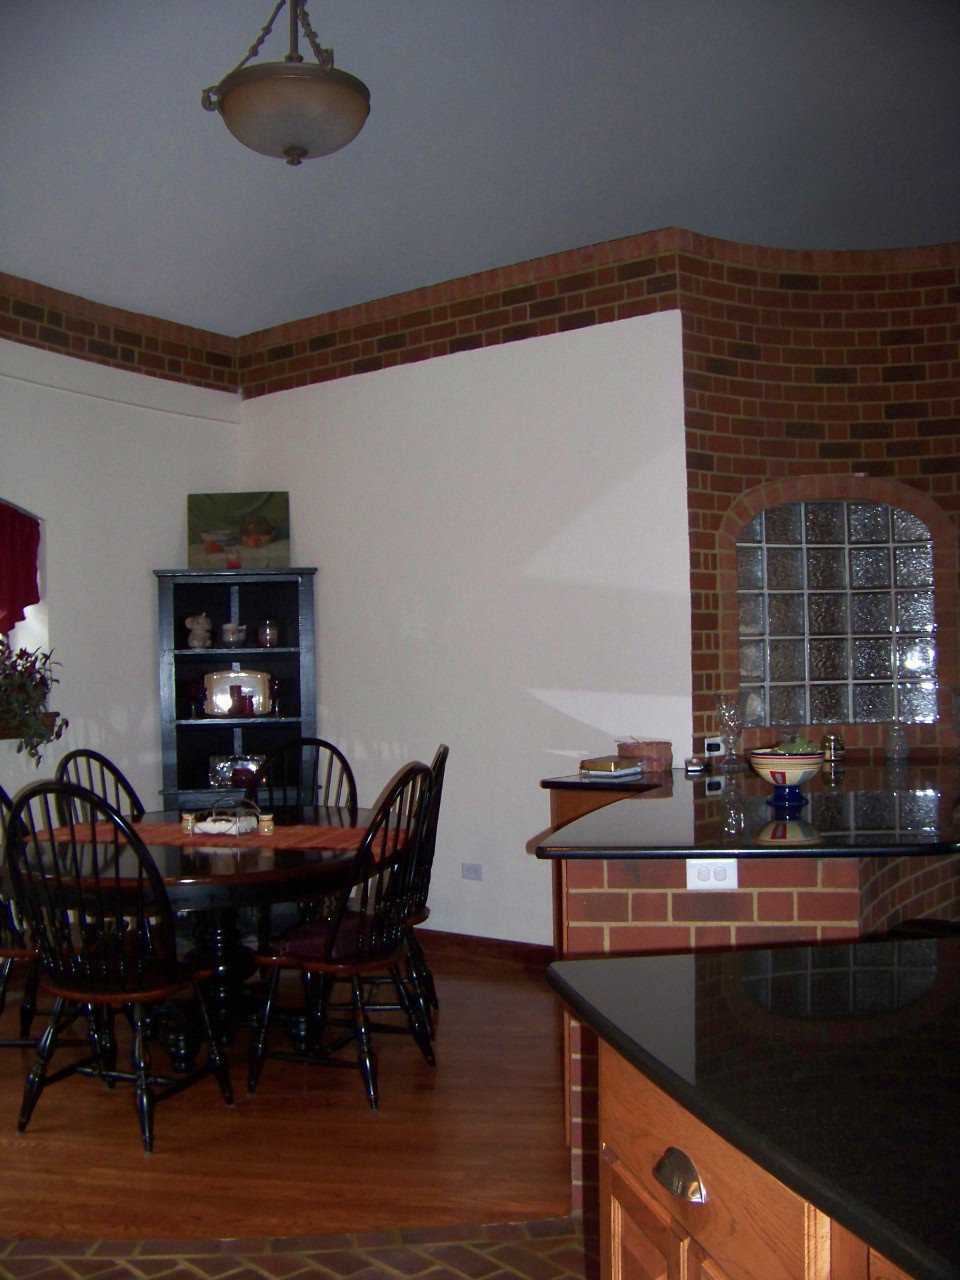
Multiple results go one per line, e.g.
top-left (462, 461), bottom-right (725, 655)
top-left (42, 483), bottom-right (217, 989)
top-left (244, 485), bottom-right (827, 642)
top-left (2, 0), bottom-right (959, 338)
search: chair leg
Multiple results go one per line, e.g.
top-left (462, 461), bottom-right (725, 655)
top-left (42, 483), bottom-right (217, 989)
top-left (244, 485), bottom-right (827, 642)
top-left (407, 931), bottom-right (439, 1011)
top-left (391, 964), bottom-right (435, 1066)
top-left (403, 942), bottom-right (434, 1038)
top-left (248, 967), bottom-right (281, 1094)
top-left (303, 970), bottom-right (331, 1054)
top-left (351, 976), bottom-right (378, 1110)
top-left (131, 1003), bottom-right (155, 1153)
top-left (193, 983), bottom-right (234, 1105)
top-left (0, 956), bottom-right (13, 1018)
top-left (18, 959), bottom-right (39, 1041)
top-left (18, 996), bottom-right (66, 1133)
top-left (87, 1003), bottom-right (117, 1086)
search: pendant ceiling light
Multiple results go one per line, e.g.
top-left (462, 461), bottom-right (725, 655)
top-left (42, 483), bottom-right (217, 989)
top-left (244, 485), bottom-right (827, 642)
top-left (202, 1), bottom-right (370, 166)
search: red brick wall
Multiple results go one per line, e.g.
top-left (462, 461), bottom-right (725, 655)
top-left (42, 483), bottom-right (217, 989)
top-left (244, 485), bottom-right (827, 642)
top-left (0, 271), bottom-right (236, 393)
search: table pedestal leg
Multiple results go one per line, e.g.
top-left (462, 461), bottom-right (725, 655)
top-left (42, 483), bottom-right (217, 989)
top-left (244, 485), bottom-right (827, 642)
top-left (189, 908), bottom-right (258, 1043)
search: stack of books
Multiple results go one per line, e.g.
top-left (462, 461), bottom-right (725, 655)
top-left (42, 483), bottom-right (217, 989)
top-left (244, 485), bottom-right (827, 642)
top-left (578, 755), bottom-right (647, 779)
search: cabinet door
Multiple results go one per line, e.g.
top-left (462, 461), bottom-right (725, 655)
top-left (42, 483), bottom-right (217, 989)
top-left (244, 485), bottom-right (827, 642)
top-left (687, 1240), bottom-right (736, 1280)
top-left (602, 1143), bottom-right (687, 1280)
top-left (869, 1251), bottom-right (915, 1280)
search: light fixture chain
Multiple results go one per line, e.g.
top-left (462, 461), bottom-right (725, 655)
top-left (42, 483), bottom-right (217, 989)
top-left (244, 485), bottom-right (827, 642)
top-left (238, 0), bottom-right (287, 68)
top-left (298, 3), bottom-right (334, 70)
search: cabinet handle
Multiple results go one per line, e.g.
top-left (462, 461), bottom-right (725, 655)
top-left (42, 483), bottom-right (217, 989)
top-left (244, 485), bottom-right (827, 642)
top-left (653, 1146), bottom-right (708, 1204)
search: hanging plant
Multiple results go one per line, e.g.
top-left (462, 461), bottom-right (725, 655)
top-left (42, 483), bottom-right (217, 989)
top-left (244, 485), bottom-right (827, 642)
top-left (0, 638), bottom-right (69, 765)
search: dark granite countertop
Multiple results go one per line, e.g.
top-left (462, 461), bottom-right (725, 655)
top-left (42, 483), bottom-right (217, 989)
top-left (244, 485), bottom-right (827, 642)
top-left (535, 763), bottom-right (960, 859)
top-left (549, 936), bottom-right (960, 1280)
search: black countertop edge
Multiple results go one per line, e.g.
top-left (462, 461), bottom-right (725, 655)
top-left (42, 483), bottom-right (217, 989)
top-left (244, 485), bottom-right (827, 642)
top-left (540, 774), bottom-right (665, 793)
top-left (536, 839), bottom-right (960, 860)
top-left (547, 962), bottom-right (955, 1280)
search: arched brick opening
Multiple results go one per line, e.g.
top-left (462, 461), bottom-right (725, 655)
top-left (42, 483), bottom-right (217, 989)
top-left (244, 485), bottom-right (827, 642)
top-left (714, 474), bottom-right (959, 757)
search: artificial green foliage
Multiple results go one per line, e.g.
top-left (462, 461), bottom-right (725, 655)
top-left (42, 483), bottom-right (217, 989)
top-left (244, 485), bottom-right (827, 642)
top-left (773, 734), bottom-right (820, 755)
top-left (0, 638), bottom-right (68, 764)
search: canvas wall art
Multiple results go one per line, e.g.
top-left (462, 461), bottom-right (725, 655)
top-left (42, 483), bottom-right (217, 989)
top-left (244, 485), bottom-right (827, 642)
top-left (187, 492), bottom-right (290, 569)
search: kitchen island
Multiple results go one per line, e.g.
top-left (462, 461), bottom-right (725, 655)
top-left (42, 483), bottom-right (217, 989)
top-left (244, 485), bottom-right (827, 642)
top-left (549, 935), bottom-right (960, 1279)
top-left (534, 762), bottom-right (960, 1225)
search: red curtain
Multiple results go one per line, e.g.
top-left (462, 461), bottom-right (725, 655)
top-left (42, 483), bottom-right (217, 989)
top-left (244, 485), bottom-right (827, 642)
top-left (0, 502), bottom-right (40, 634)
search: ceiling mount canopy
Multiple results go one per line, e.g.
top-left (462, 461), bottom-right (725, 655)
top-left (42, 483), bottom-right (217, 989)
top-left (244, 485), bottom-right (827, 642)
top-left (202, 0), bottom-right (370, 166)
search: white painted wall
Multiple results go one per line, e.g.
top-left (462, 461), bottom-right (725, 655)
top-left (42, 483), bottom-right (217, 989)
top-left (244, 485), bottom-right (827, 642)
top-left (240, 311), bottom-right (691, 944)
top-left (0, 339), bottom-right (240, 799)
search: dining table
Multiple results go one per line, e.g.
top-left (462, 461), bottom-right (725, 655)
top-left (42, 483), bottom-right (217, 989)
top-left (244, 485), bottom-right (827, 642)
top-left (22, 803), bottom-right (375, 1047)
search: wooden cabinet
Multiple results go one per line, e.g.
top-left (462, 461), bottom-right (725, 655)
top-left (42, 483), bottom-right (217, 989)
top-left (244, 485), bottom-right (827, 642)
top-left (599, 1042), bottom-right (915, 1280)
top-left (155, 568), bottom-right (316, 808)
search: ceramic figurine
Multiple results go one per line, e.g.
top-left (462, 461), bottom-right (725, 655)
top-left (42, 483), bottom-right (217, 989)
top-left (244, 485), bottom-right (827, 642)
top-left (185, 612), bottom-right (212, 649)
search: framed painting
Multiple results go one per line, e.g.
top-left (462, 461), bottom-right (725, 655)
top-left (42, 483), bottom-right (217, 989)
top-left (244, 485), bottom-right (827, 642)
top-left (187, 492), bottom-right (291, 569)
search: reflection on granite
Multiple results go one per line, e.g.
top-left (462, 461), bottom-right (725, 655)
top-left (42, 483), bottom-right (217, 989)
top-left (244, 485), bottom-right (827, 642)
top-left (549, 937), bottom-right (960, 1280)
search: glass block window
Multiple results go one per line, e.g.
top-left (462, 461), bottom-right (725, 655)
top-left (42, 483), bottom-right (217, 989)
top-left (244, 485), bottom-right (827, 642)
top-left (739, 938), bottom-right (938, 1018)
top-left (736, 502), bottom-right (937, 727)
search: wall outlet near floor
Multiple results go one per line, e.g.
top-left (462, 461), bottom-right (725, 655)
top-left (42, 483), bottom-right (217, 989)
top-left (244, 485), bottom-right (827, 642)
top-left (686, 858), bottom-right (738, 891)
top-left (461, 862), bottom-right (483, 881)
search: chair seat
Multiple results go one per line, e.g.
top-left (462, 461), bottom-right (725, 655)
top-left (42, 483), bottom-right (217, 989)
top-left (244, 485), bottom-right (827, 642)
top-left (40, 957), bottom-right (202, 1006)
top-left (257, 911), bottom-right (404, 972)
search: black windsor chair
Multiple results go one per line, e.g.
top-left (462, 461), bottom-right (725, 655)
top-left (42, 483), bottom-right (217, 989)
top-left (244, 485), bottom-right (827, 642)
top-left (55, 748), bottom-right (146, 823)
top-left (362, 744), bottom-right (448, 1035)
top-left (248, 737), bottom-right (358, 815)
top-left (248, 760), bottom-right (435, 1110)
top-left (6, 780), bottom-right (233, 1152)
top-left (0, 783), bottom-right (39, 1044)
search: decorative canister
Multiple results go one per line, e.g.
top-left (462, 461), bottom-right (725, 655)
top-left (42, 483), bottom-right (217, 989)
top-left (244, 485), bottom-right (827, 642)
top-left (258, 812), bottom-right (275, 835)
top-left (258, 618), bottom-right (280, 647)
top-left (181, 812), bottom-right (196, 834)
top-left (822, 733), bottom-right (845, 762)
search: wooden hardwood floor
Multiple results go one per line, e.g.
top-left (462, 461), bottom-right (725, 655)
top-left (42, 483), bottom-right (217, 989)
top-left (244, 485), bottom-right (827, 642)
top-left (0, 935), bottom-right (571, 1242)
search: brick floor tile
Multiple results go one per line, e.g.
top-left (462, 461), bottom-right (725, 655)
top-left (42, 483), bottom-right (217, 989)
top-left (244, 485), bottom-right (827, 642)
top-left (395, 1229), bottom-right (477, 1248)
top-left (476, 1228), bottom-right (529, 1244)
top-left (537, 1248), bottom-right (586, 1277)
top-left (360, 1248), bottom-right (435, 1277)
top-left (217, 1242), bottom-right (274, 1257)
top-left (88, 1246), bottom-right (141, 1260)
top-left (518, 1224), bottom-right (577, 1242)
top-left (138, 1244), bottom-right (225, 1258)
top-left (420, 1245), bottom-right (500, 1278)
top-left (7, 1244), bottom-right (93, 1258)
top-left (185, 1258), bottom-right (248, 1277)
top-left (300, 1250), bottom-right (374, 1277)
top-left (0, 1264), bottom-right (79, 1279)
top-left (245, 1256), bottom-right (315, 1279)
top-left (127, 1262), bottom-right (194, 1277)
top-left (486, 1247), bottom-right (565, 1280)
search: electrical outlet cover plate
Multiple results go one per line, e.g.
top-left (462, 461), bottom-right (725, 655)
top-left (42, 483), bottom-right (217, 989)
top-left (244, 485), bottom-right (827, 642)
top-left (686, 858), bottom-right (738, 890)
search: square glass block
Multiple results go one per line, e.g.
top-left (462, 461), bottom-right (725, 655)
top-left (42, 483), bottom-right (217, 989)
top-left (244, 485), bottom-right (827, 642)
top-left (893, 508), bottom-right (931, 543)
top-left (737, 546), bottom-right (764, 590)
top-left (742, 686), bottom-right (766, 727)
top-left (895, 544), bottom-right (933, 587)
top-left (896, 637), bottom-right (935, 678)
top-left (898, 790), bottom-right (940, 832)
top-left (853, 683), bottom-right (894, 721)
top-left (895, 591), bottom-right (935, 634)
top-left (857, 940), bottom-right (896, 968)
top-left (764, 503), bottom-right (802, 544)
top-left (809, 638), bottom-right (848, 680)
top-left (811, 945), bottom-right (853, 969)
top-left (899, 968), bottom-right (937, 1003)
top-left (848, 503), bottom-right (890, 543)
top-left (769, 638), bottom-right (805, 681)
top-left (897, 938), bottom-right (937, 966)
top-left (851, 592), bottom-right (892, 633)
top-left (807, 593), bottom-right (848, 635)
top-left (769, 974), bottom-right (807, 1014)
top-left (850, 547), bottom-right (891, 589)
top-left (810, 684), bottom-right (849, 723)
top-left (736, 514), bottom-right (763, 544)
top-left (897, 681), bottom-right (938, 724)
top-left (769, 685), bottom-right (806, 724)
top-left (809, 792), bottom-right (849, 831)
top-left (766, 547), bottom-right (804, 590)
top-left (740, 639), bottom-right (765, 681)
top-left (738, 593), bottom-right (765, 636)
top-left (806, 547), bottom-right (847, 590)
top-left (768, 593), bottom-right (805, 635)
top-left (804, 502), bottom-right (845, 544)
top-left (852, 970), bottom-right (895, 1014)
top-left (854, 637), bottom-right (893, 680)
top-left (854, 790), bottom-right (896, 830)
top-left (809, 971), bottom-right (852, 1016)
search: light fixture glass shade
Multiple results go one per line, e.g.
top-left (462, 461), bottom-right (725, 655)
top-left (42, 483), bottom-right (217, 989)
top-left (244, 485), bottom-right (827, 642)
top-left (215, 62), bottom-right (370, 163)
